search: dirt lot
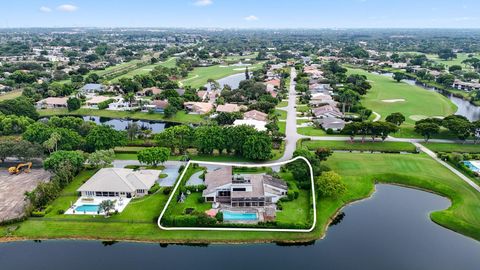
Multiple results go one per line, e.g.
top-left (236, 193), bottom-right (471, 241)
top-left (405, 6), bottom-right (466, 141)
top-left (0, 169), bottom-right (51, 223)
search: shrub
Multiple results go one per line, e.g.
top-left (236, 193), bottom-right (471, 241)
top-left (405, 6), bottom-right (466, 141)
top-left (178, 165), bottom-right (185, 173)
top-left (326, 128), bottom-right (334, 134)
top-left (97, 99), bottom-right (114, 110)
top-left (57, 209), bottom-right (65, 215)
top-left (162, 187), bottom-right (172, 195)
top-left (215, 212), bottom-right (223, 222)
top-left (148, 183), bottom-right (161, 194)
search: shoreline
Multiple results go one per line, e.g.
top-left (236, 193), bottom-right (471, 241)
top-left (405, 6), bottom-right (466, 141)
top-left (2, 182), bottom-right (471, 245)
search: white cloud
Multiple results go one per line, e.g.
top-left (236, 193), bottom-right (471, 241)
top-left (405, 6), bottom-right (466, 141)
top-left (193, 0), bottom-right (213, 6)
top-left (57, 4), bottom-right (79, 12)
top-left (244, 15), bottom-right (259, 21)
top-left (39, 6), bottom-right (52, 13)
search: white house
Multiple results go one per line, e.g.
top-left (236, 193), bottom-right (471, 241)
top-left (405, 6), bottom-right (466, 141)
top-left (233, 119), bottom-right (267, 131)
top-left (202, 167), bottom-right (288, 207)
top-left (77, 168), bottom-right (161, 198)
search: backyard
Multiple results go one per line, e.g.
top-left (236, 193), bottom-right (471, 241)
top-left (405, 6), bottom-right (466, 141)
top-left (3, 153), bottom-right (480, 243)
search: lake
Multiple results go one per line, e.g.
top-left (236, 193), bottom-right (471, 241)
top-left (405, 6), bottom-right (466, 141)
top-left (1, 185), bottom-right (479, 270)
top-left (82, 116), bottom-right (178, 133)
top-left (204, 72), bottom-right (248, 91)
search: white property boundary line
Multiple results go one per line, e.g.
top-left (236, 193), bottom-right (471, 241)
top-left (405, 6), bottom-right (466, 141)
top-left (157, 156), bottom-right (316, 233)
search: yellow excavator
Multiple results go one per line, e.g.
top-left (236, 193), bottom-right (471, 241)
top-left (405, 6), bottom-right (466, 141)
top-left (8, 162), bottom-right (32, 175)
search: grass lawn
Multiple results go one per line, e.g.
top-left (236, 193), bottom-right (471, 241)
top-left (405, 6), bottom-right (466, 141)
top-left (276, 190), bottom-right (311, 224)
top-left (277, 100), bottom-right (288, 107)
top-left (421, 142), bottom-right (480, 153)
top-left (0, 89), bottom-right (22, 101)
top-left (348, 68), bottom-right (457, 124)
top-left (168, 192), bottom-right (211, 216)
top-left (4, 152), bottom-right (480, 242)
top-left (297, 126), bottom-right (326, 136)
top-left (296, 105), bottom-right (310, 113)
top-left (180, 62), bottom-right (264, 88)
top-left (37, 108), bottom-right (205, 124)
top-left (297, 119), bottom-right (311, 125)
top-left (392, 125), bottom-right (457, 139)
top-left (110, 57), bottom-right (176, 83)
top-left (274, 109), bottom-right (287, 120)
top-left (301, 140), bottom-right (417, 152)
top-left (223, 53), bottom-right (258, 62)
top-left (426, 53), bottom-right (480, 69)
top-left (278, 121), bottom-right (286, 134)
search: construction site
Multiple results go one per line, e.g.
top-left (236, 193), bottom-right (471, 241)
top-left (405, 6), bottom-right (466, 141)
top-left (0, 164), bottom-right (51, 223)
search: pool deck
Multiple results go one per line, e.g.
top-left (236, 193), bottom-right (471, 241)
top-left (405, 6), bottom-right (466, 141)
top-left (64, 196), bottom-right (132, 215)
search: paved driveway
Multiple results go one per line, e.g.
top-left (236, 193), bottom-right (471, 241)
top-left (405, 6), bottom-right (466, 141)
top-left (158, 164), bottom-right (181, 187)
top-left (186, 171), bottom-right (204, 186)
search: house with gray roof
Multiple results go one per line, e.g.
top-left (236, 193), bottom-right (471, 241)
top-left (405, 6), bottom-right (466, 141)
top-left (79, 83), bottom-right (106, 94)
top-left (202, 167), bottom-right (287, 207)
top-left (77, 168), bottom-right (161, 198)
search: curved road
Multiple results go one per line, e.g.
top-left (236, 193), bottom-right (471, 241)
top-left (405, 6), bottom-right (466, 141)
top-left (273, 67), bottom-right (480, 192)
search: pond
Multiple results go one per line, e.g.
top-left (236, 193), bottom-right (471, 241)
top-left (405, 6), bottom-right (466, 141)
top-left (1, 185), bottom-right (479, 270)
top-left (81, 116), bottom-right (179, 133)
top-left (204, 72), bottom-right (248, 91)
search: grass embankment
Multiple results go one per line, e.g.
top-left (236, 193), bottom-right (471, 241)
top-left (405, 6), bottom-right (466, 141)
top-left (0, 89), bottom-right (22, 101)
top-left (301, 140), bottom-right (417, 153)
top-left (348, 68), bottom-right (457, 125)
top-left (3, 152), bottom-right (480, 243)
top-left (421, 142), bottom-right (480, 153)
top-left (180, 62), bottom-right (264, 88)
top-left (37, 108), bottom-right (205, 124)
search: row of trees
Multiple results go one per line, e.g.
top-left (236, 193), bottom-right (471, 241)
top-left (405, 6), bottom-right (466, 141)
top-left (22, 116), bottom-right (126, 153)
top-left (342, 121), bottom-right (399, 142)
top-left (155, 124), bottom-right (273, 160)
top-left (414, 115), bottom-right (480, 142)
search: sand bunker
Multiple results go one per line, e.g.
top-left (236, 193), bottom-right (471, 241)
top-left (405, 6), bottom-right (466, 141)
top-left (382, 99), bottom-right (405, 103)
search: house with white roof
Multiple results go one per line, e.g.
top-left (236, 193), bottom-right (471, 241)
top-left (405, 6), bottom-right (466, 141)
top-left (233, 119), bottom-right (267, 131)
top-left (77, 168), bottom-right (161, 198)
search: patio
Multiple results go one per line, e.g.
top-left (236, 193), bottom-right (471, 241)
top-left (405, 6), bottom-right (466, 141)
top-left (64, 196), bottom-right (132, 215)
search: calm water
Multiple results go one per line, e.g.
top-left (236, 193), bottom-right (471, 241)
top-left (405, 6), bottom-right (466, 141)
top-left (1, 185), bottom-right (479, 270)
top-left (204, 72), bottom-right (247, 91)
top-left (82, 116), bottom-right (178, 133)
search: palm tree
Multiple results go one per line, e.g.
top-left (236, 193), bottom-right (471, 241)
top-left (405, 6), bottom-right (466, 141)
top-left (123, 92), bottom-right (136, 108)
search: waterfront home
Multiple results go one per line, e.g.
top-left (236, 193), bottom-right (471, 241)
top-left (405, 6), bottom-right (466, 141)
top-left (202, 167), bottom-right (288, 207)
top-left (216, 103), bottom-right (243, 113)
top-left (452, 79), bottom-right (480, 92)
top-left (108, 98), bottom-right (135, 111)
top-left (184, 101), bottom-right (214, 114)
top-left (243, 110), bottom-right (268, 122)
top-left (315, 117), bottom-right (346, 131)
top-left (77, 168), bottom-right (161, 199)
top-left (79, 83), bottom-right (106, 94)
top-left (144, 99), bottom-right (169, 113)
top-left (36, 97), bottom-right (68, 109)
top-left (312, 104), bottom-right (344, 118)
top-left (233, 119), bottom-right (267, 131)
top-left (85, 95), bottom-right (114, 108)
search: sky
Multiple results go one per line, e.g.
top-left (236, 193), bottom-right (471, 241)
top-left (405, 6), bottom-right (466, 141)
top-left (1, 0), bottom-right (480, 28)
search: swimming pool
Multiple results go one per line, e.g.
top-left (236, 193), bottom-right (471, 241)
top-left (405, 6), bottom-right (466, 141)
top-left (223, 211), bottom-right (258, 221)
top-left (463, 161), bottom-right (480, 172)
top-left (75, 204), bottom-right (100, 213)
